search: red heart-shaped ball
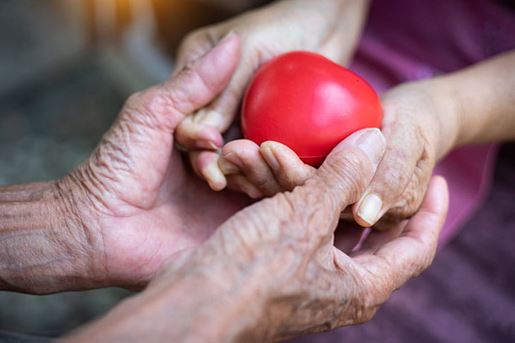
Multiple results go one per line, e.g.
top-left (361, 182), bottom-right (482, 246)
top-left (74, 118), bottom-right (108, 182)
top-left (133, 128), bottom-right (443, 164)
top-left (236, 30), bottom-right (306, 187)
top-left (242, 51), bottom-right (383, 166)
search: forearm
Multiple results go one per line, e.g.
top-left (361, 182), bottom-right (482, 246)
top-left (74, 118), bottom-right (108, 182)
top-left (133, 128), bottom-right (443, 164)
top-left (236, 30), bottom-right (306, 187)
top-left (438, 50), bottom-right (515, 146)
top-left (0, 181), bottom-right (102, 294)
top-left (66, 256), bottom-right (270, 342)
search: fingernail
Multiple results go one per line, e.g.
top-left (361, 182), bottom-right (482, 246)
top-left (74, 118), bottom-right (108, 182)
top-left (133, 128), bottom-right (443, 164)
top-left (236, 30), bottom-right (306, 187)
top-left (218, 158), bottom-right (240, 175)
top-left (197, 139), bottom-right (221, 151)
top-left (260, 145), bottom-right (280, 171)
top-left (354, 128), bottom-right (385, 168)
top-left (357, 193), bottom-right (383, 226)
top-left (203, 163), bottom-right (227, 191)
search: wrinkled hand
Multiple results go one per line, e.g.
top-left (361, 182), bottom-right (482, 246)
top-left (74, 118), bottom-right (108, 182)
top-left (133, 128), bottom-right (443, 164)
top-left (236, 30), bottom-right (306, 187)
top-left (174, 0), bottom-right (369, 193)
top-left (197, 131), bottom-right (449, 340)
top-left (209, 79), bottom-right (460, 230)
top-left (57, 34), bottom-right (251, 289)
top-left (69, 128), bottom-right (449, 342)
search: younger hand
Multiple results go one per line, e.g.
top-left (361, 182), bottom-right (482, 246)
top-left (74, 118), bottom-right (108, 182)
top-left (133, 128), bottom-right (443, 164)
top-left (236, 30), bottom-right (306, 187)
top-left (173, 0), bottom-right (369, 192)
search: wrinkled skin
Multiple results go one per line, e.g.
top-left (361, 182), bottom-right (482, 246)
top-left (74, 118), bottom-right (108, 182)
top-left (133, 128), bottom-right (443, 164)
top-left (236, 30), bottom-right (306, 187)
top-left (69, 127), bottom-right (449, 342)
top-left (21, 31), bottom-right (448, 340)
top-left (51, 30), bottom-right (449, 341)
top-left (356, 82), bottom-right (458, 228)
top-left (57, 34), bottom-right (248, 288)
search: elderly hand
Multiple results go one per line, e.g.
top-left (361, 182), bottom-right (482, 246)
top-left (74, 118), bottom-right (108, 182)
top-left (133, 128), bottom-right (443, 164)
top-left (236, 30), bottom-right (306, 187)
top-left (68, 128), bottom-right (449, 342)
top-left (54, 34), bottom-right (251, 290)
top-left (173, 0), bottom-right (370, 193)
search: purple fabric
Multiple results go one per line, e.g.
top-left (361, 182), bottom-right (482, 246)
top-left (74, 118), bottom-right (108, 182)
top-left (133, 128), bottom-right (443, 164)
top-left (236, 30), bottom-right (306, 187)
top-left (349, 0), bottom-right (515, 245)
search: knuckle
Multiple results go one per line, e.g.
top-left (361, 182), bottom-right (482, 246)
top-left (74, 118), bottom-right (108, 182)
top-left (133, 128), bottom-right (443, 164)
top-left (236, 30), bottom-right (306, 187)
top-left (279, 171), bottom-right (305, 191)
top-left (382, 151), bottom-right (435, 222)
top-left (178, 29), bottom-right (212, 57)
top-left (177, 64), bottom-right (206, 95)
top-left (235, 143), bottom-right (259, 163)
top-left (221, 139), bottom-right (242, 153)
top-left (386, 191), bottom-right (423, 221)
top-left (345, 282), bottom-right (383, 325)
top-left (321, 149), bottom-right (371, 201)
top-left (124, 87), bottom-right (178, 130)
top-left (376, 154), bottom-right (412, 198)
top-left (281, 188), bottom-right (335, 242)
top-left (251, 174), bottom-right (273, 190)
top-left (165, 64), bottom-right (210, 112)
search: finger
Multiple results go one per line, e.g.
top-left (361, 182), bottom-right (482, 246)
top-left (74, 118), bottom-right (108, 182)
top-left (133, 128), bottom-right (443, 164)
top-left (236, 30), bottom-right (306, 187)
top-left (371, 172), bottom-right (431, 231)
top-left (179, 46), bottom-right (259, 145)
top-left (189, 151), bottom-right (227, 191)
top-left (214, 129), bottom-right (386, 256)
top-left (91, 33), bottom-right (240, 201)
top-left (283, 128), bottom-right (386, 241)
top-left (220, 140), bottom-right (281, 196)
top-left (158, 32), bottom-right (241, 128)
top-left (193, 61), bottom-right (256, 132)
top-left (260, 141), bottom-right (316, 191)
top-left (173, 31), bottom-right (229, 151)
top-left (175, 29), bottom-right (217, 73)
top-left (305, 129), bottom-right (386, 214)
top-left (175, 115), bottom-right (225, 151)
top-left (352, 118), bottom-right (430, 227)
top-left (355, 176), bottom-right (449, 297)
top-left (226, 174), bottom-right (264, 200)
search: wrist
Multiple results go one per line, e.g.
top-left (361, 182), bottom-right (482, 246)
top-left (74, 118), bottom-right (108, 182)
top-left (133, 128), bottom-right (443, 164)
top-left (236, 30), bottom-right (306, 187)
top-left (53, 174), bottom-right (111, 289)
top-left (0, 178), bottom-right (106, 293)
top-left (68, 251), bottom-right (271, 342)
top-left (428, 78), bottom-right (464, 159)
top-left (403, 78), bottom-right (462, 160)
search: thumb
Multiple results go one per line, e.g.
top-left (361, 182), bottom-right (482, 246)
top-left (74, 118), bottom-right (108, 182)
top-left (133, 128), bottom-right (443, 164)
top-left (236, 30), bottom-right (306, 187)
top-left (158, 32), bottom-right (241, 128)
top-left (175, 29), bottom-right (218, 74)
top-left (304, 129), bottom-right (386, 217)
top-left (87, 33), bottom-right (240, 207)
top-left (213, 129), bottom-right (386, 257)
top-left (174, 42), bottom-right (256, 152)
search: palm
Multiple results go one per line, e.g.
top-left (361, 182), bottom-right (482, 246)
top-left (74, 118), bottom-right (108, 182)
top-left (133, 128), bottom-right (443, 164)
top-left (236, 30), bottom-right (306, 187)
top-left (100, 147), bottom-right (250, 283)
top-left (76, 32), bottom-right (247, 285)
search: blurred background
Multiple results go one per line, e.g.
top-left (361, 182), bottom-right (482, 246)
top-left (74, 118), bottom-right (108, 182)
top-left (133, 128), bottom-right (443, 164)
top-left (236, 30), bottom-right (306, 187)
top-left (0, 0), bottom-right (514, 341)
